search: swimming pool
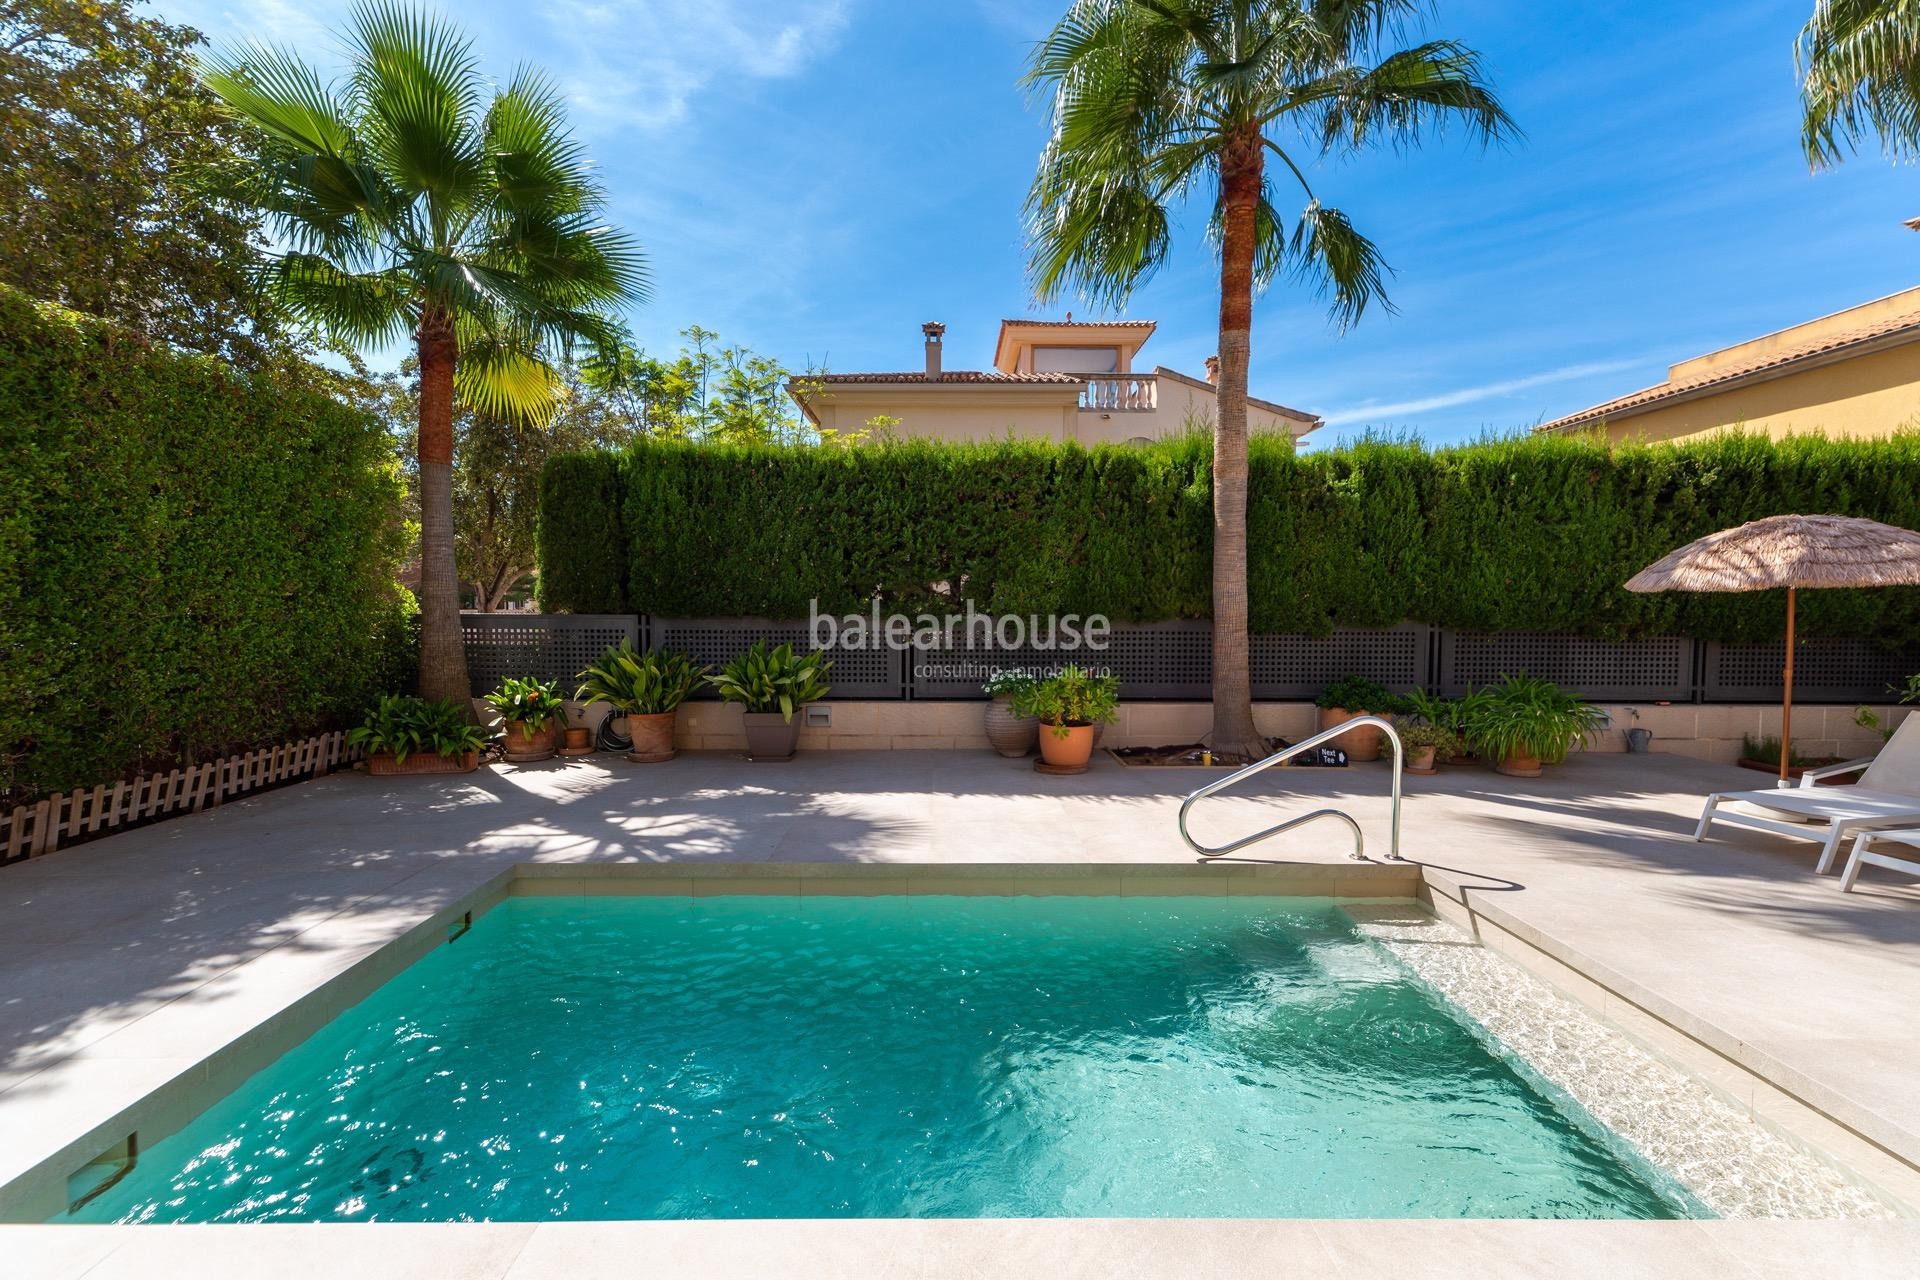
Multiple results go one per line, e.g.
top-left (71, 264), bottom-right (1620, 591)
top-left (73, 896), bottom-right (1703, 1223)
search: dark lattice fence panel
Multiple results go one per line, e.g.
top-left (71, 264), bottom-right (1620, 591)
top-left (654, 618), bottom-right (903, 699)
top-left (1436, 632), bottom-right (1693, 701)
top-left (1704, 639), bottom-right (1920, 703)
top-left (469, 615), bottom-right (1920, 705)
top-left (462, 614), bottom-right (640, 696)
top-left (1250, 625), bottom-right (1430, 699)
top-left (910, 620), bottom-right (1209, 698)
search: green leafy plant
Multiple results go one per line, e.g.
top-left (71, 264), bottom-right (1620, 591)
top-left (982, 669), bottom-right (1039, 699)
top-left (1742, 734), bottom-right (1815, 768)
top-left (1852, 674), bottom-right (1920, 741)
top-left (1464, 675), bottom-right (1606, 766)
top-left (540, 433), bottom-right (1920, 657)
top-left (484, 676), bottom-right (566, 729)
top-left (1317, 676), bottom-right (1401, 714)
top-left (575, 642), bottom-right (704, 715)
top-left (347, 695), bottom-right (485, 763)
top-left (1386, 717), bottom-right (1462, 759)
top-left (1402, 688), bottom-right (1489, 760)
top-left (707, 642), bottom-right (832, 722)
top-left (1, 286), bottom-right (413, 807)
top-left (1012, 665), bottom-right (1120, 738)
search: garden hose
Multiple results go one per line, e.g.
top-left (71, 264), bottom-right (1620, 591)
top-left (595, 712), bottom-right (631, 753)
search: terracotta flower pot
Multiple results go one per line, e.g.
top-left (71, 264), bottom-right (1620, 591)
top-left (626, 710), bottom-right (678, 763)
top-left (1317, 706), bottom-right (1382, 762)
top-left (557, 726), bottom-right (594, 757)
top-left (1407, 746), bottom-right (1438, 774)
top-left (984, 696), bottom-right (1038, 757)
top-left (367, 750), bottom-right (480, 776)
top-left (502, 719), bottom-right (560, 762)
top-left (1037, 722), bottom-right (1096, 769)
top-left (741, 711), bottom-right (799, 761)
top-left (1496, 749), bottom-right (1543, 778)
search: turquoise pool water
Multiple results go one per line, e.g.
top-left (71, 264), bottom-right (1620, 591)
top-left (76, 896), bottom-right (1701, 1222)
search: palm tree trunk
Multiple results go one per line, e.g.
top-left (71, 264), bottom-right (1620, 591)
top-left (416, 308), bottom-right (472, 703)
top-left (1209, 130), bottom-right (1266, 762)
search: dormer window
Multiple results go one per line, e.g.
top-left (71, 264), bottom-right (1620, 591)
top-left (1031, 346), bottom-right (1120, 374)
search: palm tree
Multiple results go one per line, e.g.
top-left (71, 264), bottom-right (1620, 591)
top-left (203, 3), bottom-right (647, 702)
top-left (1799, 0), bottom-right (1920, 166)
top-left (1025, 0), bottom-right (1511, 760)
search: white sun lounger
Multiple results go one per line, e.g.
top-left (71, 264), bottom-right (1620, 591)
top-left (1840, 829), bottom-right (1920, 892)
top-left (1694, 714), bottom-right (1920, 874)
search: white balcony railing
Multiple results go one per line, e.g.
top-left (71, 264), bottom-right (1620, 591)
top-left (1079, 374), bottom-right (1157, 412)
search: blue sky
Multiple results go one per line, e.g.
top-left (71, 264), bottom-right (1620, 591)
top-left (158, 0), bottom-right (1918, 445)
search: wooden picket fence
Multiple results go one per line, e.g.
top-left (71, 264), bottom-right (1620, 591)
top-left (2, 730), bottom-right (365, 864)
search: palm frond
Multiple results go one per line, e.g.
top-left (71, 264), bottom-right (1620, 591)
top-left (252, 254), bottom-right (413, 345)
top-left (1800, 0), bottom-right (1920, 165)
top-left (453, 327), bottom-right (563, 426)
top-left (1302, 40), bottom-right (1518, 151)
top-left (344, 1), bottom-right (486, 218)
top-left (203, 43), bottom-right (356, 157)
top-left (1287, 200), bottom-right (1392, 330)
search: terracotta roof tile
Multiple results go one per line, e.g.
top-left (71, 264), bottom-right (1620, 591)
top-left (998, 318), bottom-right (1156, 328)
top-left (1536, 307), bottom-right (1920, 433)
top-left (803, 371), bottom-right (1085, 385)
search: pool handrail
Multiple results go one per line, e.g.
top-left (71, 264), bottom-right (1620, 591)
top-left (1177, 715), bottom-right (1403, 862)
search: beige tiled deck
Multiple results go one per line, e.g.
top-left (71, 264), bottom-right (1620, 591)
top-left (2, 747), bottom-right (1918, 1275)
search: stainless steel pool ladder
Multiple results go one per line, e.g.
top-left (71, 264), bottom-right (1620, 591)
top-left (1177, 715), bottom-right (1403, 862)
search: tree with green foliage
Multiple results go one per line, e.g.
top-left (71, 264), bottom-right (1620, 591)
top-left (1799, 1), bottom-right (1920, 165)
top-left (1024, 0), bottom-right (1512, 759)
top-left (203, 2), bottom-right (646, 702)
top-left (383, 361), bottom-right (644, 610)
top-left (588, 325), bottom-right (814, 443)
top-left (0, 0), bottom-right (272, 358)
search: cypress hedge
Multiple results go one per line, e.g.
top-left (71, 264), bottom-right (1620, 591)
top-left (1, 287), bottom-right (414, 804)
top-left (536, 431), bottom-right (1920, 647)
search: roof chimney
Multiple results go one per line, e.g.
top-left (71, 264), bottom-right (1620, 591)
top-left (1205, 354), bottom-right (1220, 385)
top-left (922, 321), bottom-right (946, 380)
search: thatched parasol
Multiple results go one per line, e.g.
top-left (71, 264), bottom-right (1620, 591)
top-left (1626, 514), bottom-right (1920, 782)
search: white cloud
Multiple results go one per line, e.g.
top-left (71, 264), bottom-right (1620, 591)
top-left (538, 0), bottom-right (852, 131)
top-left (1318, 359), bottom-right (1647, 427)
top-left (163, 0), bottom-right (851, 133)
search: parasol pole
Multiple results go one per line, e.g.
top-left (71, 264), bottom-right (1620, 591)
top-left (1780, 586), bottom-right (1796, 785)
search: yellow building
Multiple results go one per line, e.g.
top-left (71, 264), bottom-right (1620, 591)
top-left (1535, 286), bottom-right (1920, 442)
top-left (789, 318), bottom-right (1320, 447)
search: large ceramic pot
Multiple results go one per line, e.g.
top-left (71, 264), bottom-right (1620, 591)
top-left (1496, 749), bottom-right (1543, 779)
top-left (626, 710), bottom-right (678, 763)
top-left (502, 719), bottom-right (560, 762)
top-left (367, 750), bottom-right (480, 776)
top-left (742, 711), bottom-right (799, 761)
top-left (984, 696), bottom-right (1037, 758)
top-left (1037, 722), bottom-right (1096, 769)
top-left (1317, 706), bottom-right (1382, 762)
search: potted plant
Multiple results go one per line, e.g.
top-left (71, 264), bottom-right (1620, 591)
top-left (1386, 717), bottom-right (1460, 775)
top-left (575, 642), bottom-right (705, 762)
top-left (349, 695), bottom-right (488, 775)
top-left (1463, 674), bottom-right (1606, 778)
top-left (1316, 676), bottom-right (1401, 763)
top-left (982, 670), bottom-right (1039, 757)
top-left (1013, 665), bottom-right (1120, 770)
top-left (1403, 688), bottom-right (1482, 764)
top-left (707, 640), bottom-right (832, 761)
top-left (485, 676), bottom-right (567, 763)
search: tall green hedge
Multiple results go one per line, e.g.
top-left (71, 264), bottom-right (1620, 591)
top-left (1, 287), bottom-right (414, 803)
top-left (537, 432), bottom-right (1920, 648)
